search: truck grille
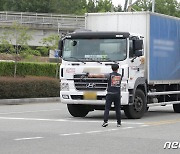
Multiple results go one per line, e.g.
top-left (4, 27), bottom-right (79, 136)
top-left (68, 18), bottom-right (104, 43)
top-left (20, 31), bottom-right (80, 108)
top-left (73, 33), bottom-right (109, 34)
top-left (73, 74), bottom-right (108, 91)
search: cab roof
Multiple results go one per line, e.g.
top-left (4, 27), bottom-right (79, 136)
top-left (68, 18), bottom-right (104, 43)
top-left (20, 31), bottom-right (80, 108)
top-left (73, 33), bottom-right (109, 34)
top-left (65, 31), bottom-right (130, 39)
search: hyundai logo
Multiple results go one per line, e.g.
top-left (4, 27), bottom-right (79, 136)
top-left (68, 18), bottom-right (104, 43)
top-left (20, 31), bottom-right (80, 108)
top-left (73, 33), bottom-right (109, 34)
top-left (86, 83), bottom-right (96, 88)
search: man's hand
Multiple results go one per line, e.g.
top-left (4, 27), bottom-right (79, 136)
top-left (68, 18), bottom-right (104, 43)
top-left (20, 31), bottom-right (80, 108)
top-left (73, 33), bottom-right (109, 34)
top-left (81, 72), bottom-right (89, 79)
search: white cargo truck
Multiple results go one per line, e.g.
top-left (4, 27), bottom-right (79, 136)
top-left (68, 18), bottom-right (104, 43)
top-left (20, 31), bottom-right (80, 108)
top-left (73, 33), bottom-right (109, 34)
top-left (58, 12), bottom-right (180, 119)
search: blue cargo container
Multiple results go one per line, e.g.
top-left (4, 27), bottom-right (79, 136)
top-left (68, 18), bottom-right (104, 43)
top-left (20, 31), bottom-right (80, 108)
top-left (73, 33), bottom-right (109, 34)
top-left (149, 14), bottom-right (180, 83)
top-left (86, 12), bottom-right (180, 84)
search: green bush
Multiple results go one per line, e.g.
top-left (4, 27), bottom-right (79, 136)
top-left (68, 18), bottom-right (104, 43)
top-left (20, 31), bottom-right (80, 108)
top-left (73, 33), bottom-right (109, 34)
top-left (21, 48), bottom-right (41, 56)
top-left (0, 45), bottom-right (49, 57)
top-left (0, 62), bottom-right (60, 77)
top-left (0, 62), bottom-right (14, 76)
top-left (36, 46), bottom-right (49, 56)
top-left (0, 76), bottom-right (60, 99)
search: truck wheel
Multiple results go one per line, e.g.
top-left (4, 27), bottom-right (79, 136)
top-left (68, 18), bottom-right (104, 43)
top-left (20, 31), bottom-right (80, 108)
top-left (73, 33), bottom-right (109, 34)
top-left (173, 104), bottom-right (180, 113)
top-left (124, 89), bottom-right (146, 119)
top-left (67, 104), bottom-right (89, 117)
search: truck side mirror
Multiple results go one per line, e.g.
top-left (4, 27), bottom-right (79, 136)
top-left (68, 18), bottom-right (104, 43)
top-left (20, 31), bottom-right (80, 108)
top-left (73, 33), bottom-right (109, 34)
top-left (133, 40), bottom-right (143, 51)
top-left (58, 40), bottom-right (63, 57)
top-left (131, 40), bottom-right (143, 62)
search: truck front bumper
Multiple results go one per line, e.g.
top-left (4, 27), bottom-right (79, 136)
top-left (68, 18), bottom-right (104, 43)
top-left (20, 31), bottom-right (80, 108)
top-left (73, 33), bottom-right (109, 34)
top-left (60, 91), bottom-right (129, 105)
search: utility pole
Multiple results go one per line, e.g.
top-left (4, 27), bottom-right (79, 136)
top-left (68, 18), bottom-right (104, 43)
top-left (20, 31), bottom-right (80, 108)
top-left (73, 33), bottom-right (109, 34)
top-left (152, 0), bottom-right (155, 12)
top-left (126, 0), bottom-right (140, 12)
top-left (128, 0), bottom-right (132, 12)
top-left (124, 0), bottom-right (129, 11)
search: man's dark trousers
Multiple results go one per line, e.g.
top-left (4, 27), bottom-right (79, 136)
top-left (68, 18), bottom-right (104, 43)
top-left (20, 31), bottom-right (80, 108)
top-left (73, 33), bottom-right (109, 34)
top-left (104, 93), bottom-right (121, 124)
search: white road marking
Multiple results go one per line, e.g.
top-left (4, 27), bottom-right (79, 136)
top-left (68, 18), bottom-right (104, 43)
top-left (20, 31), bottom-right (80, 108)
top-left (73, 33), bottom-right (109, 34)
top-left (14, 137), bottom-right (43, 141)
top-left (121, 122), bottom-right (144, 125)
top-left (0, 109), bottom-right (62, 115)
top-left (122, 127), bottom-right (134, 129)
top-left (0, 117), bottom-right (67, 122)
top-left (86, 130), bottom-right (104, 134)
top-left (0, 117), bottom-right (145, 125)
top-left (60, 129), bottom-right (119, 136)
top-left (60, 134), bottom-right (72, 136)
top-left (8, 117), bottom-right (150, 140)
top-left (60, 133), bottom-right (82, 136)
top-left (139, 125), bottom-right (149, 127)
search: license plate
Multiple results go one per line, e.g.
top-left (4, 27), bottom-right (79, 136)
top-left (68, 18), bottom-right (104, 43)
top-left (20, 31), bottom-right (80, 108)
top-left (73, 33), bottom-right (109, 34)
top-left (83, 92), bottom-right (97, 100)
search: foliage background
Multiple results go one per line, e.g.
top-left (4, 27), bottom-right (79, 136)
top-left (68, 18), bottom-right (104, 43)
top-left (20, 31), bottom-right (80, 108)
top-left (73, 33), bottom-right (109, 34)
top-left (0, 0), bottom-right (179, 17)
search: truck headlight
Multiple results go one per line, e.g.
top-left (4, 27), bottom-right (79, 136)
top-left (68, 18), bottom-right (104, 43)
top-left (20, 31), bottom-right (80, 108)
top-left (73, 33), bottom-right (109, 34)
top-left (61, 83), bottom-right (69, 91)
top-left (121, 83), bottom-right (127, 92)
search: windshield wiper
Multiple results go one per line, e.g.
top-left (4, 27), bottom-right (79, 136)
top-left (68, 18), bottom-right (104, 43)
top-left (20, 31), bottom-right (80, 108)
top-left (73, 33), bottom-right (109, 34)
top-left (96, 60), bottom-right (102, 64)
top-left (66, 57), bottom-right (86, 64)
top-left (85, 58), bottom-right (103, 64)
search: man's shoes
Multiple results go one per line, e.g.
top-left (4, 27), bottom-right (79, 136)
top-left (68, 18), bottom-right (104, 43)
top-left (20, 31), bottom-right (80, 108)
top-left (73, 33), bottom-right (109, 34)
top-left (102, 122), bottom-right (108, 127)
top-left (117, 124), bottom-right (121, 127)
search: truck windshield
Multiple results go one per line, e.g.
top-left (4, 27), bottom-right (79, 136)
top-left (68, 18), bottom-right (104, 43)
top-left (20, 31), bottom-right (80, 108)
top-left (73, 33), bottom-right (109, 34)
top-left (62, 39), bottom-right (127, 62)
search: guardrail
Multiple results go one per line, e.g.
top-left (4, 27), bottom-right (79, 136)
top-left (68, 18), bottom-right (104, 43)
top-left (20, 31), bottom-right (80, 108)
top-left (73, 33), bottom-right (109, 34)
top-left (0, 11), bottom-right (85, 30)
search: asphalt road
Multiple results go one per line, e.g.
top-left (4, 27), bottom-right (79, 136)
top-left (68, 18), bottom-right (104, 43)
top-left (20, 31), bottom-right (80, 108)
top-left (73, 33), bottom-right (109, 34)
top-left (0, 102), bottom-right (180, 154)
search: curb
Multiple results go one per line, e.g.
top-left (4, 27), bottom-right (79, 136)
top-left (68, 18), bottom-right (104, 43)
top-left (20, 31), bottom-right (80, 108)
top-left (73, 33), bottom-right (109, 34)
top-left (0, 97), bottom-right (60, 105)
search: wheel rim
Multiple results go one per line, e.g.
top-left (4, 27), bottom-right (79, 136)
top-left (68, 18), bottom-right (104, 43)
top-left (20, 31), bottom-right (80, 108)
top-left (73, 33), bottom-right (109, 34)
top-left (134, 96), bottom-right (143, 112)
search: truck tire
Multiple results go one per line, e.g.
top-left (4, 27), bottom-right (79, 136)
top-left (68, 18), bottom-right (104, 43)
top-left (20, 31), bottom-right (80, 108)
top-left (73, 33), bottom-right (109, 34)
top-left (67, 104), bottom-right (89, 117)
top-left (173, 104), bottom-right (180, 113)
top-left (124, 89), bottom-right (146, 119)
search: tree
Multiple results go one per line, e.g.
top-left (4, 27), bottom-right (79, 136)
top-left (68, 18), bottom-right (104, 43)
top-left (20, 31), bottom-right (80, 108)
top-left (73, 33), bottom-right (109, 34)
top-left (155, 0), bottom-right (180, 17)
top-left (86, 0), bottom-right (97, 12)
top-left (133, 0), bottom-right (180, 17)
top-left (0, 30), bottom-right (14, 54)
top-left (0, 0), bottom-right (5, 11)
top-left (2, 0), bottom-right (55, 13)
top-left (133, 0), bottom-right (152, 11)
top-left (0, 22), bottom-right (32, 77)
top-left (54, 0), bottom-right (87, 14)
top-left (96, 0), bottom-right (113, 12)
top-left (113, 4), bottom-right (123, 12)
top-left (41, 34), bottom-right (59, 50)
top-left (12, 22), bottom-right (32, 77)
top-left (9, 22), bottom-right (32, 54)
top-left (0, 0), bottom-right (118, 14)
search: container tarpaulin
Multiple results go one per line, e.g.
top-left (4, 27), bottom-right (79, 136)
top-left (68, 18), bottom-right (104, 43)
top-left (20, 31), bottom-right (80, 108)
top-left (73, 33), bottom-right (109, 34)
top-left (149, 14), bottom-right (180, 82)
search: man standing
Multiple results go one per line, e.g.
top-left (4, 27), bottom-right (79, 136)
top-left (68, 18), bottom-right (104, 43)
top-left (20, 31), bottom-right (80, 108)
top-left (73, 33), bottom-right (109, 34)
top-left (88, 64), bottom-right (122, 127)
